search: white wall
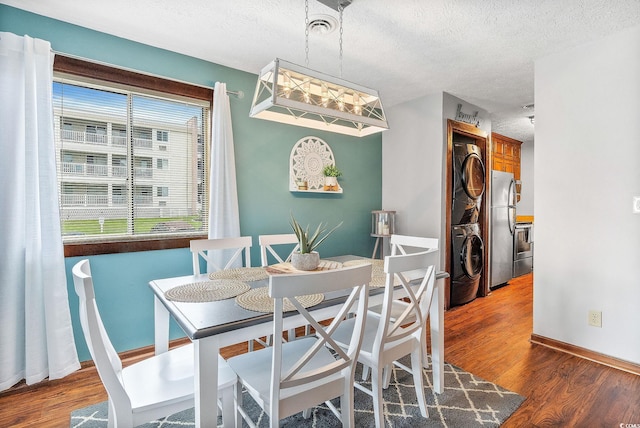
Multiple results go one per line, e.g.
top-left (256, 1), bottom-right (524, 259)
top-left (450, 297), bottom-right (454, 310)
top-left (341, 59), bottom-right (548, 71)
top-left (517, 143), bottom-right (534, 216)
top-left (534, 25), bottom-right (640, 364)
top-left (382, 92), bottom-right (490, 269)
top-left (382, 93), bottom-right (444, 240)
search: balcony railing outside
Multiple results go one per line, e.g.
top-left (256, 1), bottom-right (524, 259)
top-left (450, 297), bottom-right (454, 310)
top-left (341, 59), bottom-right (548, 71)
top-left (61, 194), bottom-right (154, 206)
top-left (112, 195), bottom-right (127, 205)
top-left (112, 135), bottom-right (127, 147)
top-left (62, 162), bottom-right (108, 177)
top-left (60, 130), bottom-right (151, 148)
top-left (112, 166), bottom-right (128, 177)
top-left (134, 195), bottom-right (153, 205)
top-left (86, 132), bottom-right (107, 145)
top-left (134, 167), bottom-right (153, 178)
top-left (133, 137), bottom-right (152, 149)
top-left (62, 194), bottom-right (109, 206)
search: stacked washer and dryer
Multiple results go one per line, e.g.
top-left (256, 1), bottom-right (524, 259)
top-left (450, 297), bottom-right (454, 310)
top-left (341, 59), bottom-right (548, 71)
top-left (451, 139), bottom-right (486, 306)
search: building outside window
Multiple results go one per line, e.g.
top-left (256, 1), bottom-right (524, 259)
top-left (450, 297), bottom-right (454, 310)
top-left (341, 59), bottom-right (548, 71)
top-left (53, 77), bottom-right (210, 242)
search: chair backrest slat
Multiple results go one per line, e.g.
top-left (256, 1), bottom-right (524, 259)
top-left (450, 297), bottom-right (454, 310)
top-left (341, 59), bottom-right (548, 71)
top-left (390, 234), bottom-right (439, 256)
top-left (190, 236), bottom-right (252, 274)
top-left (258, 233), bottom-right (299, 266)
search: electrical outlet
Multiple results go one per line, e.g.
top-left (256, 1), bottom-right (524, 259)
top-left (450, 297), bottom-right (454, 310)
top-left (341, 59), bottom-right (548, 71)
top-left (634, 196), bottom-right (640, 214)
top-left (588, 310), bottom-right (602, 328)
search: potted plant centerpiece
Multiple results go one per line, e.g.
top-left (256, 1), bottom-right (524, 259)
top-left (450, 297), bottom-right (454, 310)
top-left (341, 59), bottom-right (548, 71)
top-left (323, 165), bottom-right (342, 191)
top-left (289, 213), bottom-right (343, 271)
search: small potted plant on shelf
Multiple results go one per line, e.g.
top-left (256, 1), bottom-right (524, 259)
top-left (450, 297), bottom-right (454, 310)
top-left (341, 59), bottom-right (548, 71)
top-left (289, 212), bottom-right (343, 270)
top-left (323, 165), bottom-right (342, 191)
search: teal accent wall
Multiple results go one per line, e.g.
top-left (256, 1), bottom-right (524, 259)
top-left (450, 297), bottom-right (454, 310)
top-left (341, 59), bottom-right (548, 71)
top-left (1, 5), bottom-right (382, 362)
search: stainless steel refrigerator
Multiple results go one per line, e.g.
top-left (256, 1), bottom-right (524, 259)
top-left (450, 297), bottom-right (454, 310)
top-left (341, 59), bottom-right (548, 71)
top-left (490, 171), bottom-right (516, 288)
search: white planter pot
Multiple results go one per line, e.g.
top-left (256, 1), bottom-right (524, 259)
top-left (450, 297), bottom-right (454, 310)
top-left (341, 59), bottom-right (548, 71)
top-left (290, 251), bottom-right (320, 271)
top-left (325, 176), bottom-right (338, 186)
top-left (324, 176), bottom-right (338, 191)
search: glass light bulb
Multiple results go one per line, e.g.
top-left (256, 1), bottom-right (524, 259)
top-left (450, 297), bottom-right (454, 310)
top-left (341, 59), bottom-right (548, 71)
top-left (353, 92), bottom-right (361, 115)
top-left (303, 79), bottom-right (311, 103)
top-left (337, 88), bottom-right (345, 112)
top-left (282, 74), bottom-right (291, 99)
top-left (321, 86), bottom-right (329, 107)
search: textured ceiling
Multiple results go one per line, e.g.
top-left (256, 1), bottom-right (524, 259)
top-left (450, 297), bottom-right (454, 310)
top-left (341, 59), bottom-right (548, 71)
top-left (3, 0), bottom-right (640, 144)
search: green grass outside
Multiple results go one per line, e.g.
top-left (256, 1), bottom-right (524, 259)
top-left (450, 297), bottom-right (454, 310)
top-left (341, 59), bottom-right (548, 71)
top-left (62, 216), bottom-right (202, 235)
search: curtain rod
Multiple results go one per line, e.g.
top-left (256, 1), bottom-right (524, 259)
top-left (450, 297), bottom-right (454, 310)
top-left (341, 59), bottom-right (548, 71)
top-left (226, 90), bottom-right (245, 99)
top-left (52, 50), bottom-right (243, 99)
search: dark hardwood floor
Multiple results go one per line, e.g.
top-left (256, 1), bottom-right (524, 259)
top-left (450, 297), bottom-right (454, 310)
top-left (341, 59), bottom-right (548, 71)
top-left (1, 272), bottom-right (639, 427)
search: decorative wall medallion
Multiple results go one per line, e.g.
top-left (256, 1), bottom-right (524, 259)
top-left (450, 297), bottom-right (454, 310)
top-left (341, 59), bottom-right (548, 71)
top-left (289, 136), bottom-right (336, 191)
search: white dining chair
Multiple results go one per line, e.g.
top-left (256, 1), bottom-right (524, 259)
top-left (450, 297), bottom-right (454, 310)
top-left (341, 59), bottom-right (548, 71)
top-left (190, 236), bottom-right (252, 274)
top-left (332, 249), bottom-right (438, 428)
top-left (258, 233), bottom-right (299, 266)
top-left (256, 233), bottom-right (303, 350)
top-left (227, 263), bottom-right (372, 428)
top-left (71, 259), bottom-right (237, 428)
top-left (366, 234), bottom-right (440, 375)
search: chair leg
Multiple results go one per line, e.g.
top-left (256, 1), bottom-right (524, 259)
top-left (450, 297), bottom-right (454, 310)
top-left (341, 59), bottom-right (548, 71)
top-left (341, 383), bottom-right (355, 427)
top-left (361, 364), bottom-right (370, 381)
top-left (220, 384), bottom-right (235, 428)
top-left (382, 363), bottom-right (392, 389)
top-left (411, 348), bottom-right (429, 418)
top-left (372, 366), bottom-right (385, 428)
top-left (421, 328), bottom-right (429, 368)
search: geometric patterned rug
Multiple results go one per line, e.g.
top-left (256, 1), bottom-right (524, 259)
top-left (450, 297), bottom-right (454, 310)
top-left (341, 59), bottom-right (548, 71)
top-left (70, 356), bottom-right (524, 427)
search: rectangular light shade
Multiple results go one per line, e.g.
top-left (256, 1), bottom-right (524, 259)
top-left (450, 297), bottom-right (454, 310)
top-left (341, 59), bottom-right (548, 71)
top-left (250, 58), bottom-right (388, 137)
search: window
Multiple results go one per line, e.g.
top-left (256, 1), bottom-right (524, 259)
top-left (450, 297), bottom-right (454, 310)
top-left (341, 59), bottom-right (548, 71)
top-left (157, 130), bottom-right (169, 142)
top-left (53, 56), bottom-right (213, 254)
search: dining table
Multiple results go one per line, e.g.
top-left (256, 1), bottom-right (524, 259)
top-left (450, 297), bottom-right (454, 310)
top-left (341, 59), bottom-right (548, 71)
top-left (149, 255), bottom-right (447, 428)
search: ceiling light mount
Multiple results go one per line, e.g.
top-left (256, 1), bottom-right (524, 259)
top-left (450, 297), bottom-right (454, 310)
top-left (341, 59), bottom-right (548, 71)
top-left (316, 0), bottom-right (353, 12)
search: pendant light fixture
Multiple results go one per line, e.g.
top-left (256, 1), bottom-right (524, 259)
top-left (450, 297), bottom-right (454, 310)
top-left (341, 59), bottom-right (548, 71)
top-left (250, 0), bottom-right (388, 137)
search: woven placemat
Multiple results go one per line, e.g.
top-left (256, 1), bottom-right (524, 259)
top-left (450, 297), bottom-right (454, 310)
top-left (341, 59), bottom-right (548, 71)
top-left (235, 287), bottom-right (324, 313)
top-left (208, 266), bottom-right (269, 282)
top-left (342, 258), bottom-right (400, 288)
top-left (165, 280), bottom-right (250, 302)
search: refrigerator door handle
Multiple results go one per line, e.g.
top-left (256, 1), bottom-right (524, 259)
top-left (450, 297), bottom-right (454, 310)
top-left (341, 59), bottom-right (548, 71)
top-left (507, 179), bottom-right (516, 234)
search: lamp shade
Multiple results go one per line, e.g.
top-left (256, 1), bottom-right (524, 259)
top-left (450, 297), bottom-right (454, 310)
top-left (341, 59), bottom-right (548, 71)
top-left (250, 58), bottom-right (388, 137)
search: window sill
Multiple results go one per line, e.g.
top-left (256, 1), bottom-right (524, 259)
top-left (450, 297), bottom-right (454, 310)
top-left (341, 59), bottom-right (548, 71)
top-left (63, 234), bottom-right (207, 257)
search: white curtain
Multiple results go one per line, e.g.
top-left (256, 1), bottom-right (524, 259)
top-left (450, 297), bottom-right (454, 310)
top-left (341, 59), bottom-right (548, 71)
top-left (0, 32), bottom-right (80, 391)
top-left (208, 82), bottom-right (241, 271)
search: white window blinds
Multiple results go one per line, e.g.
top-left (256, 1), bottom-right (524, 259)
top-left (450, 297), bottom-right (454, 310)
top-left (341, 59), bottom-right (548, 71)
top-left (53, 78), bottom-right (209, 242)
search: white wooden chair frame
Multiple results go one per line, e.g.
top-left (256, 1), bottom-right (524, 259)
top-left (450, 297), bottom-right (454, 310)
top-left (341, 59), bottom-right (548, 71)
top-left (333, 249), bottom-right (438, 428)
top-left (363, 234), bottom-right (440, 382)
top-left (259, 233), bottom-right (299, 266)
top-left (71, 259), bottom-right (237, 428)
top-left (228, 264), bottom-right (372, 428)
top-left (190, 236), bottom-right (252, 274)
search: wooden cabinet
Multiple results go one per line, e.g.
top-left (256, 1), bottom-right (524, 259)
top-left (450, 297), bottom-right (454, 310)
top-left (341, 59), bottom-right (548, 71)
top-left (491, 133), bottom-right (522, 200)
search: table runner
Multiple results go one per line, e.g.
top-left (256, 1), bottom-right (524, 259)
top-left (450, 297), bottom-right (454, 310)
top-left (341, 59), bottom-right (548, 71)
top-left (165, 279), bottom-right (250, 303)
top-left (265, 259), bottom-right (343, 274)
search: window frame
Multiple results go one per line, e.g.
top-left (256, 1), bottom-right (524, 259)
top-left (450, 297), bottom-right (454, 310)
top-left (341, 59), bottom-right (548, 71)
top-left (54, 55), bottom-right (212, 257)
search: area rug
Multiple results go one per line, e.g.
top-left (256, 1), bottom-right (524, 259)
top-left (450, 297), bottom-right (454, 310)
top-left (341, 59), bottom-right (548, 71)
top-left (70, 356), bottom-right (524, 427)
